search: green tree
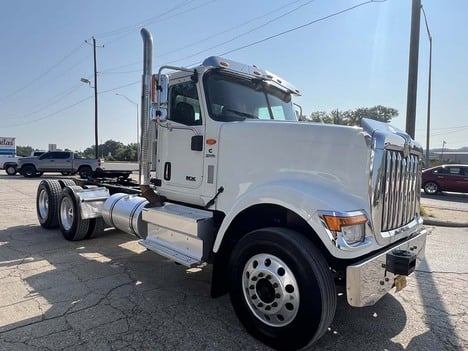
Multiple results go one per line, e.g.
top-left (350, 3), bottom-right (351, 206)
top-left (82, 140), bottom-right (138, 161)
top-left (16, 146), bottom-right (33, 157)
top-left (307, 105), bottom-right (398, 126)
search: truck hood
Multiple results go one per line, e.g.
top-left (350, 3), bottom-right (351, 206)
top-left (216, 120), bottom-right (371, 213)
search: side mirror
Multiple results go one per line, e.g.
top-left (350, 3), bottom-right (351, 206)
top-left (158, 74), bottom-right (169, 105)
top-left (152, 74), bottom-right (169, 122)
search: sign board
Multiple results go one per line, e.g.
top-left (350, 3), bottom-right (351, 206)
top-left (0, 137), bottom-right (16, 155)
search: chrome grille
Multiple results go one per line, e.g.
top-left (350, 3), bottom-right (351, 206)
top-left (381, 151), bottom-right (420, 232)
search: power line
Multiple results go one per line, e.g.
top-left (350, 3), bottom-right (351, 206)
top-left (4, 80), bottom-right (140, 128)
top-left (158, 0), bottom-right (308, 59)
top-left (165, 0), bottom-right (318, 65)
top-left (0, 44), bottom-right (85, 102)
top-left (219, 0), bottom-right (387, 57)
top-left (4, 95), bottom-right (93, 128)
top-left (97, 0), bottom-right (211, 41)
top-left (100, 0), bottom-right (309, 74)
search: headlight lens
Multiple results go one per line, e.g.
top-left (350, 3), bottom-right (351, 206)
top-left (341, 223), bottom-right (366, 245)
top-left (322, 212), bottom-right (368, 246)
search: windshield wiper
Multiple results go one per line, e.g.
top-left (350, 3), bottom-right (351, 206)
top-left (223, 108), bottom-right (258, 119)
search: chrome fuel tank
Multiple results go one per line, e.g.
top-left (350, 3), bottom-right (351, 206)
top-left (101, 193), bottom-right (149, 238)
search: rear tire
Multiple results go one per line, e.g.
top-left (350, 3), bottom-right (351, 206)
top-left (21, 165), bottom-right (37, 177)
top-left (228, 227), bottom-right (336, 350)
top-left (58, 179), bottom-right (77, 188)
top-left (36, 180), bottom-right (62, 229)
top-left (58, 186), bottom-right (90, 241)
top-left (86, 218), bottom-right (106, 239)
top-left (79, 166), bottom-right (93, 179)
top-left (424, 181), bottom-right (439, 195)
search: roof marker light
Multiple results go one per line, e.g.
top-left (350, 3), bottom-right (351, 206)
top-left (219, 61), bottom-right (230, 67)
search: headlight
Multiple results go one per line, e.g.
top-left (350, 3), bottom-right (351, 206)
top-left (322, 211), bottom-right (368, 246)
top-left (341, 223), bottom-right (366, 245)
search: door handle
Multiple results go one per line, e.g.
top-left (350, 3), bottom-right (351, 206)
top-left (164, 162), bottom-right (171, 181)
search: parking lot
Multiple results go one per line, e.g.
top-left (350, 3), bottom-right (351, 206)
top-left (0, 175), bottom-right (467, 350)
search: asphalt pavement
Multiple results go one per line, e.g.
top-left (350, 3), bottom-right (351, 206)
top-left (0, 175), bottom-right (467, 350)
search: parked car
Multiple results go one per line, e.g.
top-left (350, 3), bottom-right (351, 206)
top-left (421, 164), bottom-right (468, 194)
top-left (0, 154), bottom-right (21, 175)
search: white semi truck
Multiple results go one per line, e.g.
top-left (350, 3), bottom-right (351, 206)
top-left (34, 29), bottom-right (426, 350)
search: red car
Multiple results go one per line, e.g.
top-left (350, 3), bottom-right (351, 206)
top-left (422, 164), bottom-right (468, 194)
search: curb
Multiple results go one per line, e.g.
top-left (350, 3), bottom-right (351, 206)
top-left (423, 217), bottom-right (468, 228)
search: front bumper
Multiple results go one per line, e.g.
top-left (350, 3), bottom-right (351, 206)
top-left (346, 229), bottom-right (426, 307)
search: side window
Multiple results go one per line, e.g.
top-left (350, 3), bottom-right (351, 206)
top-left (447, 167), bottom-right (461, 175)
top-left (40, 153), bottom-right (53, 160)
top-left (168, 81), bottom-right (202, 126)
top-left (57, 153), bottom-right (69, 159)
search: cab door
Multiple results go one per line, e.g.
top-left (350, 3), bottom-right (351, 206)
top-left (156, 78), bottom-right (205, 195)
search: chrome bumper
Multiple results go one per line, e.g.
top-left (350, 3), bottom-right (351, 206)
top-left (346, 229), bottom-right (426, 307)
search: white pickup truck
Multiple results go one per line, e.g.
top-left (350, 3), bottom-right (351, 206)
top-left (17, 151), bottom-right (100, 178)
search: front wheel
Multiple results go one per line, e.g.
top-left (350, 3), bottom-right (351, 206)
top-left (424, 181), bottom-right (439, 195)
top-left (5, 164), bottom-right (17, 175)
top-left (228, 228), bottom-right (336, 350)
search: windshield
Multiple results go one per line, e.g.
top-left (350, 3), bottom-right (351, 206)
top-left (204, 70), bottom-right (297, 122)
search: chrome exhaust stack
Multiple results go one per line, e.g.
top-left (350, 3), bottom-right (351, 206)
top-left (140, 28), bottom-right (163, 206)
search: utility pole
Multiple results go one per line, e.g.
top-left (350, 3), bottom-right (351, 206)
top-left (405, 0), bottom-right (421, 139)
top-left (422, 6), bottom-right (432, 168)
top-left (92, 37), bottom-right (99, 159)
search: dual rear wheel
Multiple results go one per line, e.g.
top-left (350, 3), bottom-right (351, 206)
top-left (36, 179), bottom-right (104, 240)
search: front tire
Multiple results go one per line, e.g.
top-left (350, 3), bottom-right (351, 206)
top-left (424, 181), bottom-right (439, 195)
top-left (5, 164), bottom-right (17, 175)
top-left (228, 228), bottom-right (336, 350)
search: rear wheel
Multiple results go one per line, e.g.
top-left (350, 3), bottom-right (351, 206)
top-left (58, 186), bottom-right (90, 241)
top-left (228, 227), bottom-right (336, 350)
top-left (5, 164), bottom-right (17, 175)
top-left (21, 165), bottom-right (37, 177)
top-left (86, 218), bottom-right (106, 239)
top-left (78, 166), bottom-right (93, 179)
top-left (424, 181), bottom-right (439, 195)
top-left (36, 180), bottom-right (62, 228)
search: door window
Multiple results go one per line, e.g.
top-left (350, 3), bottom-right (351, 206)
top-left (168, 81), bottom-right (202, 126)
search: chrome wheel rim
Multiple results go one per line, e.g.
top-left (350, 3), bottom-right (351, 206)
top-left (425, 182), bottom-right (438, 194)
top-left (60, 196), bottom-right (74, 231)
top-left (242, 253), bottom-right (299, 327)
top-left (38, 189), bottom-right (49, 219)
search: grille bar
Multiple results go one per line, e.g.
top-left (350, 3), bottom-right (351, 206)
top-left (381, 151), bottom-right (420, 232)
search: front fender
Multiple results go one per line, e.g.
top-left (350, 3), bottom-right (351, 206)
top-left (213, 177), bottom-right (371, 259)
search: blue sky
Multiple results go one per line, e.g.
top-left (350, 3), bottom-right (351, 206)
top-left (1, 0), bottom-right (467, 151)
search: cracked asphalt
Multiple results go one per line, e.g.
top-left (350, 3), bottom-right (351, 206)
top-left (0, 175), bottom-right (467, 351)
